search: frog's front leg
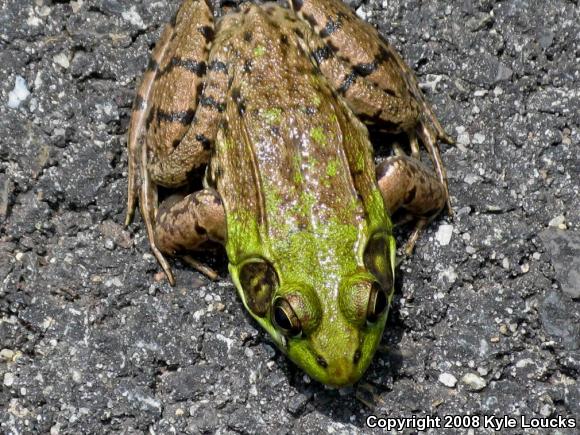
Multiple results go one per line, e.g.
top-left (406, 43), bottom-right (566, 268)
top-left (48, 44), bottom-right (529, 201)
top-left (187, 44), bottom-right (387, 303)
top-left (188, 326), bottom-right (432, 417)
top-left (376, 155), bottom-right (447, 254)
top-left (155, 189), bottom-right (226, 281)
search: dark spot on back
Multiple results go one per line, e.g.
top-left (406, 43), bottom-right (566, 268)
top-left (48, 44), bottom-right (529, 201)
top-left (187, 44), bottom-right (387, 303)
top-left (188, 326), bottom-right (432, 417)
top-left (337, 71), bottom-right (357, 94)
top-left (293, 28), bottom-right (304, 38)
top-left (326, 40), bottom-right (340, 52)
top-left (319, 17), bottom-right (341, 38)
top-left (165, 57), bottom-right (207, 77)
top-left (208, 60), bottom-right (228, 73)
top-left (196, 82), bottom-right (205, 96)
top-left (243, 59), bottom-right (253, 73)
top-left (191, 195), bottom-right (202, 206)
top-left (312, 45), bottom-right (334, 63)
top-left (353, 61), bottom-right (378, 77)
top-left (200, 96), bottom-right (226, 112)
top-left (376, 46), bottom-right (391, 63)
top-left (280, 34), bottom-right (289, 45)
top-left (198, 25), bottom-right (214, 42)
top-left (243, 31), bottom-right (253, 42)
top-left (211, 193), bottom-right (222, 206)
top-left (157, 109), bottom-right (196, 125)
top-left (231, 87), bottom-right (246, 116)
top-left (237, 101), bottom-right (246, 116)
top-left (195, 134), bottom-right (213, 150)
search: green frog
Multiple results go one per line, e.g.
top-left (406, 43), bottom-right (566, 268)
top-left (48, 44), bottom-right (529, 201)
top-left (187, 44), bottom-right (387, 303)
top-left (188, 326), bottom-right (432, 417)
top-left (126, 0), bottom-right (453, 387)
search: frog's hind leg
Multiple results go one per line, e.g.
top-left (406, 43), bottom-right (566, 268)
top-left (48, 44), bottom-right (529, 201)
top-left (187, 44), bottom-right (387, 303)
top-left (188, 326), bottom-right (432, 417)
top-left (291, 0), bottom-right (453, 208)
top-left (155, 189), bottom-right (226, 280)
top-left (375, 155), bottom-right (447, 254)
top-left (144, 0), bottom-right (217, 189)
top-left (126, 0), bottom-right (216, 284)
top-left (126, 20), bottom-right (176, 226)
top-left (147, 5), bottom-right (237, 189)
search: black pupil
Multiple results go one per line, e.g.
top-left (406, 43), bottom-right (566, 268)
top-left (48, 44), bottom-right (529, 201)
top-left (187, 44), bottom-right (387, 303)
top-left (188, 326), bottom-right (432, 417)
top-left (274, 305), bottom-right (292, 331)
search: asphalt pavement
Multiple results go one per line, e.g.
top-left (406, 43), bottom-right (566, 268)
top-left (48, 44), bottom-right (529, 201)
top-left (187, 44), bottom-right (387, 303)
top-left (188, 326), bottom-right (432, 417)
top-left (1, 0), bottom-right (578, 433)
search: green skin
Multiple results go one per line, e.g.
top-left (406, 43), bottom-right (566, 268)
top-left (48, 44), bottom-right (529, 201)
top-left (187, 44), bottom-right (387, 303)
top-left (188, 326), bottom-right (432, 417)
top-left (209, 5), bottom-right (399, 386)
top-left (229, 225), bottom-right (396, 386)
top-left (127, 0), bottom-right (451, 387)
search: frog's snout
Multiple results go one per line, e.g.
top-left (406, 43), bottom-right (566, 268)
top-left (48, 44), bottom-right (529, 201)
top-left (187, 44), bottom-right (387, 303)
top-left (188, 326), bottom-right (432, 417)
top-left (325, 358), bottom-right (362, 387)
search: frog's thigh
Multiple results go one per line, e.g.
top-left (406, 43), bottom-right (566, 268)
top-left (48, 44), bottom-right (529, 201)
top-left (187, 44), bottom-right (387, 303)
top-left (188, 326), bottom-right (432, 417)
top-left (154, 189), bottom-right (225, 257)
top-left (149, 50), bottom-right (229, 188)
top-left (376, 155), bottom-right (446, 220)
top-left (292, 0), bottom-right (417, 131)
top-left (293, 0), bottom-right (453, 209)
top-left (144, 0), bottom-right (216, 188)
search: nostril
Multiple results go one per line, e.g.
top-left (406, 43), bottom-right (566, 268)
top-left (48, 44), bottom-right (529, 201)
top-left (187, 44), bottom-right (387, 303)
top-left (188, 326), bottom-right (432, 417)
top-left (316, 356), bottom-right (328, 368)
top-left (353, 349), bottom-right (361, 364)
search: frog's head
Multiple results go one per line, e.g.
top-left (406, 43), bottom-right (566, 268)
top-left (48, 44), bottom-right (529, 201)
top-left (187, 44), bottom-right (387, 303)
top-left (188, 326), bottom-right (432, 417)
top-left (229, 229), bottom-right (396, 387)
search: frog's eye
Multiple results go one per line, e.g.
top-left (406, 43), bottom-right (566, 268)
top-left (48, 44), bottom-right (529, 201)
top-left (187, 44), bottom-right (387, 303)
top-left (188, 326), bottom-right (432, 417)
top-left (272, 298), bottom-right (302, 337)
top-left (239, 258), bottom-right (279, 317)
top-left (367, 282), bottom-right (388, 323)
top-left (364, 232), bottom-right (394, 291)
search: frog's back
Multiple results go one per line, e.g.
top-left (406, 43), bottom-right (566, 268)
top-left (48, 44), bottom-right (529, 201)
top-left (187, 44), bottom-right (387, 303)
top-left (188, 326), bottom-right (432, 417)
top-left (211, 4), bottom-right (387, 265)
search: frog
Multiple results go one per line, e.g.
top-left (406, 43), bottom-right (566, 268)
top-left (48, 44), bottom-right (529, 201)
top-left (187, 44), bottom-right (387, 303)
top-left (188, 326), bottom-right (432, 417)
top-left (125, 0), bottom-right (453, 387)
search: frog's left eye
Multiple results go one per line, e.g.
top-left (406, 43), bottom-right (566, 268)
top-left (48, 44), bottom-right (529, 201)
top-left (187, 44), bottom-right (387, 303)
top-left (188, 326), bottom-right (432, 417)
top-left (272, 298), bottom-right (302, 337)
top-left (367, 282), bottom-right (388, 322)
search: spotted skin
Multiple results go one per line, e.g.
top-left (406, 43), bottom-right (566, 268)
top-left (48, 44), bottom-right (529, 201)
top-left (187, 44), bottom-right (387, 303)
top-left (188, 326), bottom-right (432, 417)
top-left (126, 0), bottom-right (452, 283)
top-left (155, 189), bottom-right (225, 255)
top-left (126, 0), bottom-right (452, 387)
top-left (126, 0), bottom-right (216, 283)
top-left (290, 0), bottom-right (453, 208)
top-left (376, 155), bottom-right (447, 253)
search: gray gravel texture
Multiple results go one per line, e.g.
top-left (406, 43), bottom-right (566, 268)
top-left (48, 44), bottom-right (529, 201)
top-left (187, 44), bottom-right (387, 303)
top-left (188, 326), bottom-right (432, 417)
top-left (1, 0), bottom-right (579, 434)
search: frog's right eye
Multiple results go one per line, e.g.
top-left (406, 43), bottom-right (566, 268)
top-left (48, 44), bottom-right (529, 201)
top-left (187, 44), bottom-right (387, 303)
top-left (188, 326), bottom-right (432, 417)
top-left (366, 282), bottom-right (388, 323)
top-left (272, 298), bottom-right (302, 337)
